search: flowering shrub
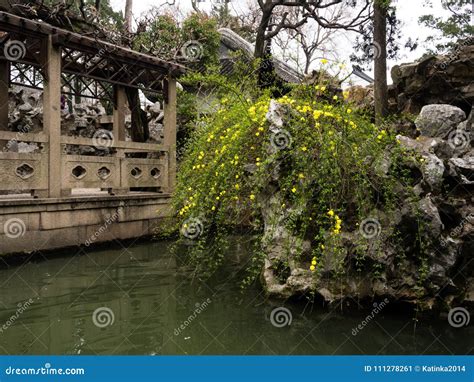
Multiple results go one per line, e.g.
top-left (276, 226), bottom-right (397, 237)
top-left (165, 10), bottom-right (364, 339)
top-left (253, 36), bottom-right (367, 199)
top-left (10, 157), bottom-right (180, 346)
top-left (173, 78), bottom-right (408, 280)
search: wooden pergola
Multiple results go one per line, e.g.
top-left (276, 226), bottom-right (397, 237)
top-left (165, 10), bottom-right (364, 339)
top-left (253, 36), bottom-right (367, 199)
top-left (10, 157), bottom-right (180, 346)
top-left (0, 12), bottom-right (186, 198)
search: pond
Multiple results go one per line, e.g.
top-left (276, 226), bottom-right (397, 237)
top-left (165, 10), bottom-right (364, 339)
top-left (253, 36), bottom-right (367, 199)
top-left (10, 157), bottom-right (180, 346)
top-left (0, 238), bottom-right (471, 355)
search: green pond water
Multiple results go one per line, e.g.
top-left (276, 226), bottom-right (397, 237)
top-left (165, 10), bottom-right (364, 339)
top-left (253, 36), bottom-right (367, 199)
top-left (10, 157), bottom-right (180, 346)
top-left (0, 238), bottom-right (471, 355)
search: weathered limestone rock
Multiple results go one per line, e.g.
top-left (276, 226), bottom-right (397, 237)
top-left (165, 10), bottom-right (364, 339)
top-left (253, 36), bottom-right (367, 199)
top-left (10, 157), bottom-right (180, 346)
top-left (258, 99), bottom-right (473, 313)
top-left (391, 45), bottom-right (474, 114)
top-left (4, 86), bottom-right (169, 156)
top-left (415, 104), bottom-right (466, 138)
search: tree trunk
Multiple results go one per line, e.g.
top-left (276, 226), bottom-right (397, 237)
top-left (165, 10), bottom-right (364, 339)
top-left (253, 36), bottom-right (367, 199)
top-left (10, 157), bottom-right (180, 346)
top-left (254, 6), bottom-right (272, 58)
top-left (122, 0), bottom-right (149, 144)
top-left (374, 0), bottom-right (388, 123)
top-left (124, 0), bottom-right (133, 32)
top-left (126, 87), bottom-right (149, 142)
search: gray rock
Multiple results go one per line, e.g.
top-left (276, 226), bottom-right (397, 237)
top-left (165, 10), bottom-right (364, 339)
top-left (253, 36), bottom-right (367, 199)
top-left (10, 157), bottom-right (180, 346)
top-left (421, 153), bottom-right (445, 189)
top-left (447, 157), bottom-right (474, 184)
top-left (415, 104), bottom-right (466, 138)
top-left (419, 196), bottom-right (444, 237)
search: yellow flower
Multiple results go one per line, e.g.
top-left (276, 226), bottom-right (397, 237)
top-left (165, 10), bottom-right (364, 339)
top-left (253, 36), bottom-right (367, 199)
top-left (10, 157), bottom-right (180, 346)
top-left (328, 210), bottom-right (335, 217)
top-left (211, 206), bottom-right (216, 211)
top-left (320, 86), bottom-right (327, 92)
top-left (320, 244), bottom-right (325, 250)
top-left (234, 184), bottom-right (240, 190)
top-left (332, 95), bottom-right (338, 101)
top-left (321, 58), bottom-right (328, 65)
top-left (347, 108), bottom-right (352, 114)
top-left (250, 194), bottom-right (255, 200)
top-left (298, 173), bottom-right (305, 179)
top-left (310, 265), bottom-right (316, 272)
top-left (301, 146), bottom-right (308, 152)
top-left (291, 187), bottom-right (297, 193)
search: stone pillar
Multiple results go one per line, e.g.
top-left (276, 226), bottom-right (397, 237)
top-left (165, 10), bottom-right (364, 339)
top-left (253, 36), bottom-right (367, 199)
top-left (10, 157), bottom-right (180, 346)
top-left (42, 35), bottom-right (62, 198)
top-left (163, 76), bottom-right (177, 193)
top-left (110, 85), bottom-right (128, 195)
top-left (113, 85), bottom-right (127, 142)
top-left (0, 60), bottom-right (9, 151)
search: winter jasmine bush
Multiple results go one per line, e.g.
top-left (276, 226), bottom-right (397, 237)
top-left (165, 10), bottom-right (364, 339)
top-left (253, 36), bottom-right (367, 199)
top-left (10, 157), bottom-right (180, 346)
top-left (173, 72), bottom-right (410, 281)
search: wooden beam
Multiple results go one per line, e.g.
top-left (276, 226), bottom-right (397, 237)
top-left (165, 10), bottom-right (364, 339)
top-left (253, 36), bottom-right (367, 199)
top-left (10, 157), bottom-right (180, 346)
top-left (42, 35), bottom-right (62, 198)
top-left (163, 76), bottom-right (177, 193)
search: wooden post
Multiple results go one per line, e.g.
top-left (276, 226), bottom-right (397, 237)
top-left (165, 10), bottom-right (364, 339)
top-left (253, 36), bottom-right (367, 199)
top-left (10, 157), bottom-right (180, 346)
top-left (0, 60), bottom-right (9, 152)
top-left (42, 35), bottom-right (62, 198)
top-left (163, 75), bottom-right (177, 193)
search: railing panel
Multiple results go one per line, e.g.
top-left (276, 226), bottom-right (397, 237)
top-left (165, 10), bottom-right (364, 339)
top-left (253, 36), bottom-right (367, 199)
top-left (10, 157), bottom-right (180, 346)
top-left (0, 131), bottom-right (49, 143)
top-left (120, 158), bottom-right (168, 189)
top-left (61, 136), bottom-right (167, 153)
top-left (0, 152), bottom-right (48, 191)
top-left (61, 155), bottom-right (120, 189)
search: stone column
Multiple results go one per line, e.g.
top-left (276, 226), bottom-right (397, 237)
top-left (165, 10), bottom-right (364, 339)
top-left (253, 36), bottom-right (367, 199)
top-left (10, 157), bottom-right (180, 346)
top-left (163, 76), bottom-right (177, 193)
top-left (113, 85), bottom-right (127, 142)
top-left (110, 85), bottom-right (127, 195)
top-left (42, 35), bottom-right (62, 198)
top-left (0, 60), bottom-right (9, 151)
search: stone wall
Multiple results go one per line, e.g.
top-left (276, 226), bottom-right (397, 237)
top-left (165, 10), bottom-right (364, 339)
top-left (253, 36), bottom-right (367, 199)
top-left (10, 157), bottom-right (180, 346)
top-left (0, 194), bottom-right (172, 254)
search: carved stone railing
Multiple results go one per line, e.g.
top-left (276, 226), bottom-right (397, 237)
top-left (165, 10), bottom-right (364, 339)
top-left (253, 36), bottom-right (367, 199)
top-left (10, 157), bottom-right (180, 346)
top-left (0, 131), bottom-right (172, 197)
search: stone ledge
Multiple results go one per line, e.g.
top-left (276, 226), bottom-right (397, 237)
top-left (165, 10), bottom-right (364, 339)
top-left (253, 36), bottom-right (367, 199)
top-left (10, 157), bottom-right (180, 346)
top-left (0, 195), bottom-right (172, 255)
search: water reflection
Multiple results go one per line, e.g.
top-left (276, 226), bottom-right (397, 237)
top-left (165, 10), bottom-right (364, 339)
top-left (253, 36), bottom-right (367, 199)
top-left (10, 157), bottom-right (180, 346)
top-left (0, 240), bottom-right (471, 355)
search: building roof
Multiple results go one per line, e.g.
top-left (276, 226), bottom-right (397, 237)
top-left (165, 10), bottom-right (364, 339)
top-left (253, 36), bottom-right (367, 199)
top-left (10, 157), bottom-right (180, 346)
top-left (218, 28), bottom-right (302, 84)
top-left (0, 11), bottom-right (186, 94)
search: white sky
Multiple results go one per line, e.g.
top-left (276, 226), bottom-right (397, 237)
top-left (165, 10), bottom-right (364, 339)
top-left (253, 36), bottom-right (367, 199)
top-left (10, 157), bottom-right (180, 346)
top-left (109, 0), bottom-right (448, 84)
